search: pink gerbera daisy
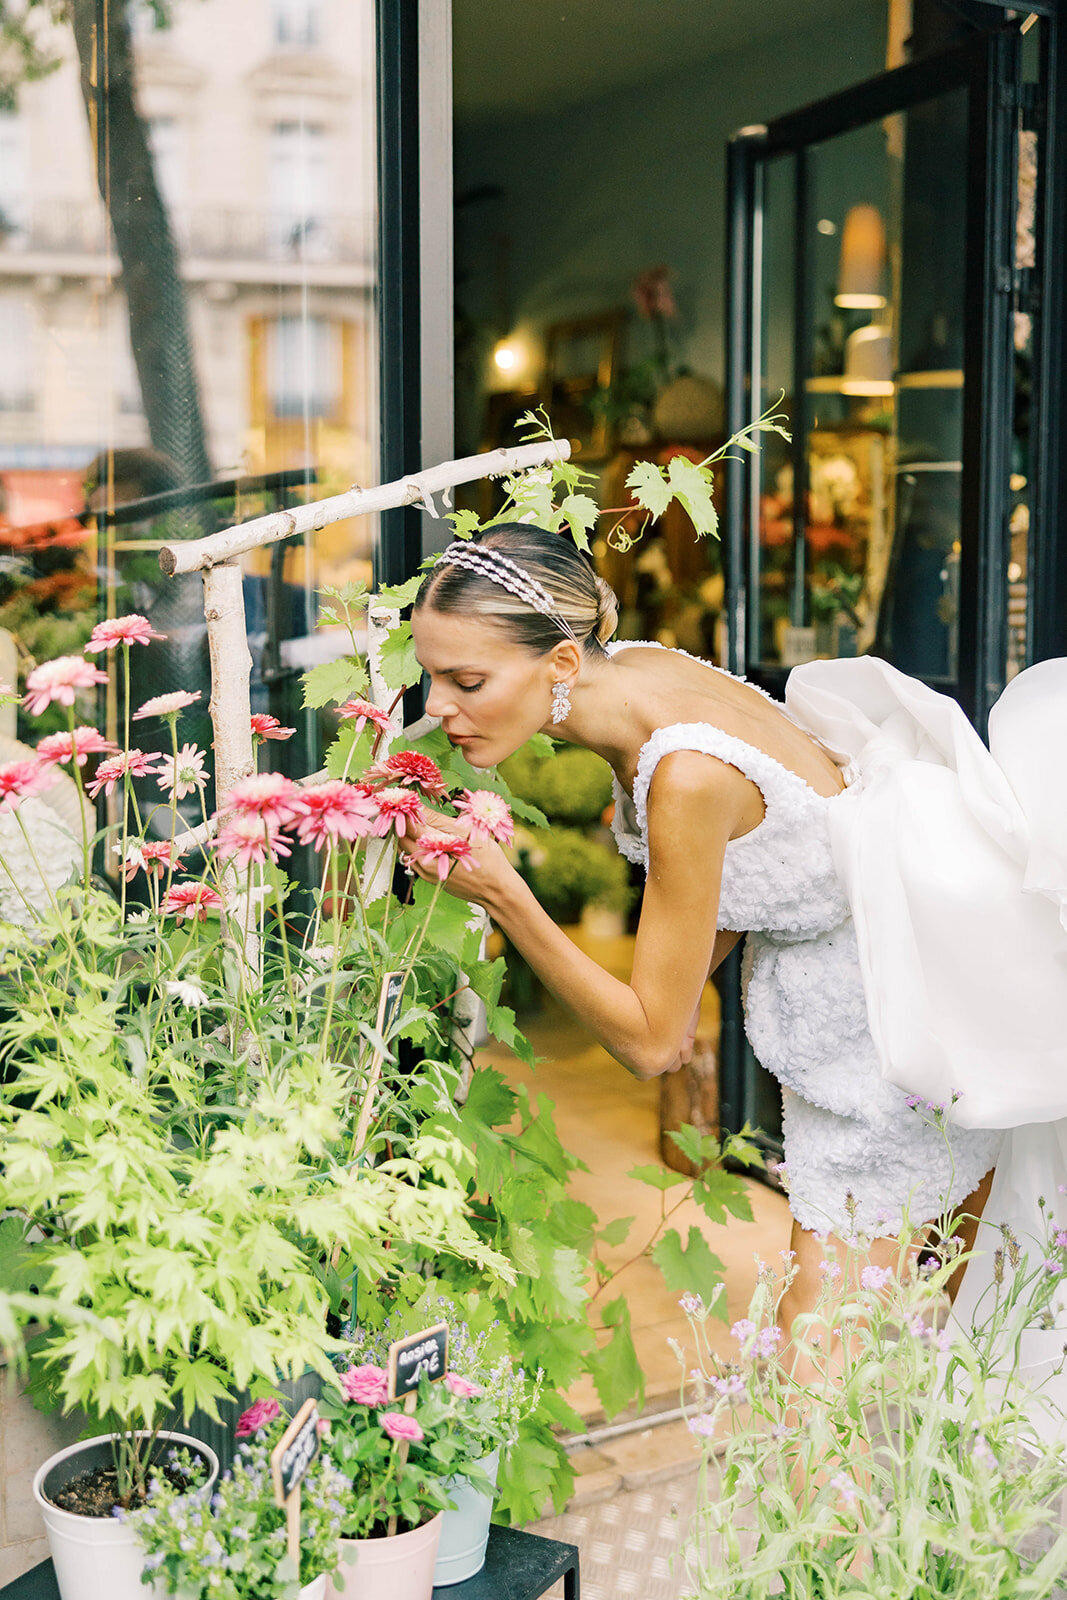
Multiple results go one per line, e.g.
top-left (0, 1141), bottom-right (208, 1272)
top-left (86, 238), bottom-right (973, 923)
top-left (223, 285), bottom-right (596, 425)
top-left (214, 814), bottom-right (291, 871)
top-left (413, 830), bottom-right (475, 881)
top-left (0, 758), bottom-right (49, 812)
top-left (86, 748), bottom-right (162, 800)
top-left (132, 689), bottom-right (201, 721)
top-left (120, 839), bottom-right (183, 882)
top-left (453, 789), bottom-right (514, 846)
top-left (288, 780), bottom-right (377, 850)
top-left (365, 750), bottom-right (448, 799)
top-left (24, 655), bottom-right (108, 716)
top-left (337, 698), bottom-right (395, 738)
top-left (162, 882), bottom-right (225, 921)
top-left (225, 772), bottom-right (300, 828)
top-left (84, 614), bottom-right (166, 653)
top-left (369, 786), bottom-right (423, 838)
top-left (250, 714), bottom-right (296, 743)
top-left (36, 727), bottom-right (118, 767)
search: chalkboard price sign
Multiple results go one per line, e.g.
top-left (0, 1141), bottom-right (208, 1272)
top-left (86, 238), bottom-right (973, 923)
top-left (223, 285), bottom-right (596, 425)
top-left (387, 1322), bottom-right (449, 1402)
top-left (270, 1398), bottom-right (320, 1505)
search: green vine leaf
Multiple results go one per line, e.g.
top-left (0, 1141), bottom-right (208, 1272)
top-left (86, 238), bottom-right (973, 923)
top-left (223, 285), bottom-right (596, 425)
top-left (650, 1225), bottom-right (727, 1308)
top-left (301, 655), bottom-right (368, 710)
top-left (447, 509), bottom-right (481, 541)
top-left (592, 1295), bottom-right (644, 1419)
top-left (377, 620), bottom-right (421, 692)
top-left (558, 493), bottom-right (599, 552)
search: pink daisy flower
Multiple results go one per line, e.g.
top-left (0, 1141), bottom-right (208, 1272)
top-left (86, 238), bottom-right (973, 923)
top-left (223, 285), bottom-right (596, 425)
top-left (337, 698), bottom-right (395, 738)
top-left (86, 748), bottom-right (162, 800)
top-left (380, 1412), bottom-right (424, 1444)
top-left (365, 750), bottom-right (448, 799)
top-left (24, 655), bottom-right (108, 716)
top-left (36, 727), bottom-right (118, 767)
top-left (444, 1373), bottom-right (483, 1399)
top-left (132, 689), bottom-right (201, 721)
top-left (288, 781), bottom-right (377, 851)
top-left (154, 743), bottom-right (208, 800)
top-left (162, 882), bottom-right (225, 921)
top-left (369, 786), bottom-right (423, 839)
top-left (413, 830), bottom-right (475, 882)
top-left (226, 772), bottom-right (300, 829)
top-left (454, 789), bottom-right (514, 846)
top-left (214, 814), bottom-right (291, 871)
top-left (341, 1364), bottom-right (390, 1406)
top-left (84, 614), bottom-right (165, 653)
top-left (250, 714), bottom-right (296, 743)
top-left (120, 840), bottom-right (183, 882)
top-left (0, 758), bottom-right (49, 812)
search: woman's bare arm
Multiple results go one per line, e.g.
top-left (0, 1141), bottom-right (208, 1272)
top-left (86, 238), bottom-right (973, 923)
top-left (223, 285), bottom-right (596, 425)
top-left (473, 751), bottom-right (747, 1078)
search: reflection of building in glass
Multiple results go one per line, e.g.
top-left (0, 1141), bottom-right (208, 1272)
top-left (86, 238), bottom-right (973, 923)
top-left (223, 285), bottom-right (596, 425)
top-left (0, 0), bottom-right (377, 587)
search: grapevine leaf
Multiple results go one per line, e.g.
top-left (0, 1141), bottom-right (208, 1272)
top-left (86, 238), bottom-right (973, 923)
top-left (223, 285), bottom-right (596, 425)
top-left (625, 459), bottom-right (672, 517)
top-left (592, 1295), bottom-right (644, 1419)
top-left (597, 1214), bottom-right (635, 1248)
top-left (377, 573), bottom-right (425, 608)
top-left (447, 509), bottom-right (482, 541)
top-left (377, 621), bottom-right (421, 692)
top-left (665, 455), bottom-right (719, 539)
top-left (628, 1163), bottom-right (688, 1191)
top-left (650, 1226), bottom-right (727, 1308)
top-left (559, 493), bottom-right (599, 552)
top-left (301, 656), bottom-right (368, 710)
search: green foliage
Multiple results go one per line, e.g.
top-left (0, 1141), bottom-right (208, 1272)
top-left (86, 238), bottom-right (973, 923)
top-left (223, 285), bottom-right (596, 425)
top-left (682, 1217), bottom-right (1067, 1598)
top-left (650, 1227), bottom-right (727, 1308)
top-left (377, 620), bottom-right (421, 693)
top-left (499, 743), bottom-right (614, 826)
top-left (301, 655), bottom-right (369, 709)
top-left (524, 828), bottom-right (633, 922)
top-left (592, 1295), bottom-right (644, 1419)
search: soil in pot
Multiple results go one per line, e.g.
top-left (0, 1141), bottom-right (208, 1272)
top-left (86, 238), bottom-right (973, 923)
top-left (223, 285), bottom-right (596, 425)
top-left (49, 1455), bottom-right (197, 1517)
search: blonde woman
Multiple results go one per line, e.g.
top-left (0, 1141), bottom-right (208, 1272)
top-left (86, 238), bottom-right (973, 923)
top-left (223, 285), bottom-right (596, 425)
top-left (403, 523), bottom-right (1067, 1351)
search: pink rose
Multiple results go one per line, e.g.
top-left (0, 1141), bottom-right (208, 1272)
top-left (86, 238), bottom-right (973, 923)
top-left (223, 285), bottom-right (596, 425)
top-left (444, 1373), bottom-right (482, 1399)
top-left (381, 1412), bottom-right (424, 1443)
top-left (341, 1363), bottom-right (389, 1406)
top-left (235, 1397), bottom-right (280, 1437)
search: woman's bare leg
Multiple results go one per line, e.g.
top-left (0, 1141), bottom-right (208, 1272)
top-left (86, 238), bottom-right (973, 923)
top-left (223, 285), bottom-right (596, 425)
top-left (944, 1166), bottom-right (996, 1303)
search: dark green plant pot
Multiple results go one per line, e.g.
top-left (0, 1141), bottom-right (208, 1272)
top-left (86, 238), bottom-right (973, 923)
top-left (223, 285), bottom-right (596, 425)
top-left (185, 1369), bottom-right (323, 1476)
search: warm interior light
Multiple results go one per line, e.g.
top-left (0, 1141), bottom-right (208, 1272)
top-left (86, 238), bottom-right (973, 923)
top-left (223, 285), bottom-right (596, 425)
top-left (836, 204), bottom-right (887, 309)
top-left (493, 341), bottom-right (519, 373)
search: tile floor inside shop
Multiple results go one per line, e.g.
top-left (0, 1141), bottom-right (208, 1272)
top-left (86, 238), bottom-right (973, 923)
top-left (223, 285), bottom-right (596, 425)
top-left (476, 925), bottom-right (791, 1599)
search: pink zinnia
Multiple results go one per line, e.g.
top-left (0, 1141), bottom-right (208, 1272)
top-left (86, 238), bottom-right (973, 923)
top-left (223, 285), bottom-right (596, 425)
top-left (121, 840), bottom-right (183, 882)
top-left (226, 772), bottom-right (300, 829)
top-left (370, 786), bottom-right (423, 839)
top-left (337, 698), bottom-right (395, 738)
top-left (365, 750), bottom-right (448, 799)
top-left (24, 655), bottom-right (108, 716)
top-left (341, 1364), bottom-right (390, 1407)
top-left (154, 743), bottom-right (207, 799)
top-left (444, 1373), bottom-right (483, 1399)
top-left (454, 789), bottom-right (514, 846)
top-left (381, 1412), bottom-right (424, 1444)
top-left (36, 727), bottom-right (118, 767)
top-left (162, 882), bottom-right (224, 921)
top-left (288, 781), bottom-right (376, 851)
top-left (413, 831), bottom-right (475, 882)
top-left (85, 614), bottom-right (165, 653)
top-left (133, 689), bottom-right (201, 721)
top-left (215, 814), bottom-right (291, 871)
top-left (86, 748), bottom-right (161, 800)
top-left (250, 714), bottom-right (295, 743)
top-left (0, 758), bottom-right (49, 812)
top-left (235, 1397), bottom-right (280, 1438)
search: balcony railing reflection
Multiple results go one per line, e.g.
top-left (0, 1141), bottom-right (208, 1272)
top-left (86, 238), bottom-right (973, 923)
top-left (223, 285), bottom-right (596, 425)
top-left (0, 203), bottom-right (374, 266)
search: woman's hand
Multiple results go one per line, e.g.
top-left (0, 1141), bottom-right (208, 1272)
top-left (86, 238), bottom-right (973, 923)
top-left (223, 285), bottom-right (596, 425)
top-left (661, 996), bottom-right (702, 1076)
top-left (399, 803), bottom-right (515, 909)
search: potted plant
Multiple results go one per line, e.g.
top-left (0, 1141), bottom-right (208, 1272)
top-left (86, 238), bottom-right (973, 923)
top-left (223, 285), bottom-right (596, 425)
top-left (132, 1402), bottom-right (347, 1600)
top-left (316, 1357), bottom-right (497, 1600)
top-left (680, 1183), bottom-right (1067, 1598)
top-left (345, 1301), bottom-right (540, 1585)
top-left (0, 623), bottom-right (511, 1600)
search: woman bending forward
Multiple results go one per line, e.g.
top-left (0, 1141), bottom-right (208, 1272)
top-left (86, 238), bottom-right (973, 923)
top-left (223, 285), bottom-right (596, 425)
top-left (404, 524), bottom-right (1003, 1330)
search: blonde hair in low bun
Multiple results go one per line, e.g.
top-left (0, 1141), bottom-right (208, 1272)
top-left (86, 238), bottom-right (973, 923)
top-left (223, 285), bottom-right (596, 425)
top-left (415, 523), bottom-right (618, 657)
top-left (593, 576), bottom-right (619, 646)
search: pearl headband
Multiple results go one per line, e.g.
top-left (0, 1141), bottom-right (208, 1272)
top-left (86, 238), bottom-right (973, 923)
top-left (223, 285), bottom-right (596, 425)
top-left (435, 541), bottom-right (579, 642)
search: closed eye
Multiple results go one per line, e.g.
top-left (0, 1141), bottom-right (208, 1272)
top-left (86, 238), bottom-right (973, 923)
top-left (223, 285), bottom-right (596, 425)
top-left (455, 680), bottom-right (484, 694)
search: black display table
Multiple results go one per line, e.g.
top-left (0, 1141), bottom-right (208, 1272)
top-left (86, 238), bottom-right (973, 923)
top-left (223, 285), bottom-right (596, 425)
top-left (2, 1526), bottom-right (579, 1600)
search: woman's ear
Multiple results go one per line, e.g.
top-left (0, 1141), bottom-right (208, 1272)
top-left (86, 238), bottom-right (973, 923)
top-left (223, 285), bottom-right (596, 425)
top-left (548, 639), bottom-right (583, 683)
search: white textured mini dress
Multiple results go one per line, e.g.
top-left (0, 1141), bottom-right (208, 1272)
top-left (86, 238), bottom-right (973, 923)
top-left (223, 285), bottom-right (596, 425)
top-left (605, 642), bottom-right (1002, 1240)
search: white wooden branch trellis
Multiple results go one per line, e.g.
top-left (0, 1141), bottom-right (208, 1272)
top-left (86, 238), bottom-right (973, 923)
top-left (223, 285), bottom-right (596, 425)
top-left (161, 437), bottom-right (570, 1071)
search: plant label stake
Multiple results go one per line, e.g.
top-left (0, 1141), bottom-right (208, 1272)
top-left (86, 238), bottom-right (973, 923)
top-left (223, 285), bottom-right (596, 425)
top-left (270, 1398), bottom-right (320, 1566)
top-left (384, 1323), bottom-right (449, 1536)
top-left (352, 969), bottom-right (407, 1156)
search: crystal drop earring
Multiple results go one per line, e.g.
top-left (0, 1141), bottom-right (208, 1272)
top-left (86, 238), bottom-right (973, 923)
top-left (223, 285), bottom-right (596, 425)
top-left (551, 681), bottom-right (572, 725)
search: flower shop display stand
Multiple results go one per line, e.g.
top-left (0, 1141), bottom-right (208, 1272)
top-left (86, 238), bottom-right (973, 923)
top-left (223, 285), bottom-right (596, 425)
top-left (0, 1527), bottom-right (579, 1600)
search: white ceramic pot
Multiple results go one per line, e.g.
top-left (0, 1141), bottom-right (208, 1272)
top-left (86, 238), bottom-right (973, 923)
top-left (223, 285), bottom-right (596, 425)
top-left (334, 1511), bottom-right (444, 1600)
top-left (32, 1430), bottom-right (219, 1600)
top-left (433, 1448), bottom-right (500, 1587)
top-left (299, 1578), bottom-right (328, 1600)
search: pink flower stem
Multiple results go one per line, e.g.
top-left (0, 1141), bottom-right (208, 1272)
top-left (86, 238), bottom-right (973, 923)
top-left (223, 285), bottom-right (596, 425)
top-left (119, 641), bottom-right (132, 921)
top-left (342, 845), bottom-right (380, 986)
top-left (6, 811), bottom-right (50, 922)
top-left (318, 847), bottom-right (342, 1061)
top-left (65, 706), bottom-right (92, 895)
top-left (397, 877), bottom-right (443, 993)
top-left (267, 852), bottom-right (294, 1015)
